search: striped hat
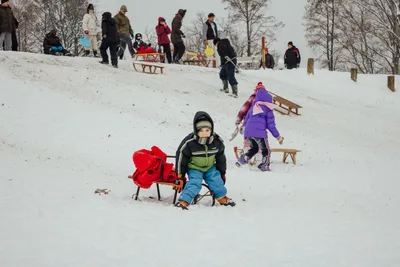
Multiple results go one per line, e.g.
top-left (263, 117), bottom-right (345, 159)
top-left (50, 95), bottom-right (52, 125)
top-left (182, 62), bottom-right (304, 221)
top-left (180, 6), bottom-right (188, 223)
top-left (196, 120), bottom-right (212, 131)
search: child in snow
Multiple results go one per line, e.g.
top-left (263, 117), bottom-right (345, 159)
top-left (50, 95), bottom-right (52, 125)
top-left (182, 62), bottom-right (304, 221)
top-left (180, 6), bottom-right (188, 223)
top-left (99, 12), bottom-right (119, 68)
top-left (43, 29), bottom-right (72, 56)
top-left (174, 111), bottom-right (235, 210)
top-left (133, 33), bottom-right (154, 54)
top-left (236, 89), bottom-right (284, 171)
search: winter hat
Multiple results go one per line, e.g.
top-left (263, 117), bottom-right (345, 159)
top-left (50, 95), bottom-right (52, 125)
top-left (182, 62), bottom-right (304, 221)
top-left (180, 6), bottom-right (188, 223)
top-left (255, 82), bottom-right (266, 91)
top-left (120, 5), bottom-right (128, 12)
top-left (213, 37), bottom-right (221, 46)
top-left (196, 120), bottom-right (212, 131)
top-left (158, 17), bottom-right (165, 23)
top-left (208, 13), bottom-right (215, 18)
top-left (102, 12), bottom-right (112, 20)
top-left (87, 4), bottom-right (94, 13)
top-left (1, 0), bottom-right (9, 4)
top-left (288, 41), bottom-right (293, 46)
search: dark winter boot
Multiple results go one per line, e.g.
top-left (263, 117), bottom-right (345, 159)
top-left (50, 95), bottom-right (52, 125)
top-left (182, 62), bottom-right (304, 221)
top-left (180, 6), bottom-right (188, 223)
top-left (84, 50), bottom-right (90, 57)
top-left (99, 60), bottom-right (109, 65)
top-left (93, 50), bottom-right (99, 57)
top-left (231, 84), bottom-right (238, 98)
top-left (220, 80), bottom-right (229, 93)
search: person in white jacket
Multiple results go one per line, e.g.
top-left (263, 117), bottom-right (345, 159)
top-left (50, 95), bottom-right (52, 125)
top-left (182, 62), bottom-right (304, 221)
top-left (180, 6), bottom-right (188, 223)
top-left (82, 4), bottom-right (99, 57)
top-left (202, 13), bottom-right (220, 68)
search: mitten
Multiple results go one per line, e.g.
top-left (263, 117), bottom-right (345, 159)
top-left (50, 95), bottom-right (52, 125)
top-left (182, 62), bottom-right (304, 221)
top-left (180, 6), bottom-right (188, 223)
top-left (277, 136), bottom-right (284, 145)
top-left (173, 174), bottom-right (185, 193)
top-left (84, 30), bottom-right (89, 35)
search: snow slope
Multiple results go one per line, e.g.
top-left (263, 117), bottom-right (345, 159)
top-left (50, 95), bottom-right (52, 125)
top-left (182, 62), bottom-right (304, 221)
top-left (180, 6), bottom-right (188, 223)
top-left (1, 52), bottom-right (400, 267)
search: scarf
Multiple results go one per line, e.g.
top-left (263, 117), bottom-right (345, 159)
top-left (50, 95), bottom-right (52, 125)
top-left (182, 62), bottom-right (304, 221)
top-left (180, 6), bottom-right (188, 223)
top-left (252, 101), bottom-right (276, 115)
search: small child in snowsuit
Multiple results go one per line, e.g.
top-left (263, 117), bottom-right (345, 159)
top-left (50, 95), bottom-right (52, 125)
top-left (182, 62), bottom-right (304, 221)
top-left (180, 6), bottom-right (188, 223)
top-left (175, 111), bottom-right (235, 210)
top-left (237, 89), bottom-right (284, 171)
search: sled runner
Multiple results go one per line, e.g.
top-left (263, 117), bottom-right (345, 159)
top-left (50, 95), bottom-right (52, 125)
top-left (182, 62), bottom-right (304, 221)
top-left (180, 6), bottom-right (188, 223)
top-left (128, 146), bottom-right (216, 206)
top-left (133, 61), bottom-right (164, 74)
top-left (233, 141), bottom-right (301, 165)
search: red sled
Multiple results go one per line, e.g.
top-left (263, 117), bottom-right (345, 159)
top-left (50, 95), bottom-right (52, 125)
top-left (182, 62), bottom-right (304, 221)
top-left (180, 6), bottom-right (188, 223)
top-left (136, 46), bottom-right (155, 54)
top-left (131, 146), bottom-right (176, 189)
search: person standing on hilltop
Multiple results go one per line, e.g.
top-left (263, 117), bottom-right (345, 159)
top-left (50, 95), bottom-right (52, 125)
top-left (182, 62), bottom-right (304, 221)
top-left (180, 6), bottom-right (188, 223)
top-left (114, 5), bottom-right (134, 59)
top-left (82, 4), bottom-right (100, 57)
top-left (284, 41), bottom-right (301, 69)
top-left (99, 12), bottom-right (119, 68)
top-left (214, 37), bottom-right (238, 98)
top-left (202, 13), bottom-right (219, 68)
top-left (171, 9), bottom-right (186, 64)
top-left (156, 17), bottom-right (172, 63)
top-left (0, 0), bottom-right (15, 51)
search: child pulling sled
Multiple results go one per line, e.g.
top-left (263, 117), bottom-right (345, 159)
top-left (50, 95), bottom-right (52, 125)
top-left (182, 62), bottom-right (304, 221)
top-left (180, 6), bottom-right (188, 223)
top-left (175, 111), bottom-right (235, 210)
top-left (236, 85), bottom-right (284, 171)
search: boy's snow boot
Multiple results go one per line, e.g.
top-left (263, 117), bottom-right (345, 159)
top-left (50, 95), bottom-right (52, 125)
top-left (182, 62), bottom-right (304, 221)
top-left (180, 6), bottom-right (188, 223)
top-left (175, 200), bottom-right (189, 210)
top-left (93, 50), bottom-right (99, 57)
top-left (231, 84), bottom-right (238, 98)
top-left (235, 154), bottom-right (248, 167)
top-left (217, 196), bottom-right (236, 207)
top-left (84, 50), bottom-right (90, 57)
top-left (220, 80), bottom-right (229, 92)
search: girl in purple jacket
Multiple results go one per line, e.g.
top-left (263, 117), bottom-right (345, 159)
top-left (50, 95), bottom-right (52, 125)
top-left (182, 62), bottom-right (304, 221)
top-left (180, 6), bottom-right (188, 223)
top-left (236, 89), bottom-right (284, 171)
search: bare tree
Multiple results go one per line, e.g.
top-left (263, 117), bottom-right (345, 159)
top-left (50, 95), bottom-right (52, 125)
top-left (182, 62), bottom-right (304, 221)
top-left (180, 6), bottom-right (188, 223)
top-left (143, 26), bottom-right (158, 49)
top-left (218, 15), bottom-right (247, 57)
top-left (10, 0), bottom-right (37, 52)
top-left (221, 0), bottom-right (284, 56)
top-left (304, 0), bottom-right (344, 71)
top-left (184, 12), bottom-right (207, 54)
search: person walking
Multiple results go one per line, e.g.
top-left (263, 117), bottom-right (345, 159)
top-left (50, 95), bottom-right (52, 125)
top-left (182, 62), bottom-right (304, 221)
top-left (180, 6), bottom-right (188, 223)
top-left (82, 4), bottom-right (100, 57)
top-left (114, 5), bottom-right (134, 59)
top-left (0, 0), bottom-right (15, 51)
top-left (171, 9), bottom-right (186, 63)
top-left (99, 12), bottom-right (119, 68)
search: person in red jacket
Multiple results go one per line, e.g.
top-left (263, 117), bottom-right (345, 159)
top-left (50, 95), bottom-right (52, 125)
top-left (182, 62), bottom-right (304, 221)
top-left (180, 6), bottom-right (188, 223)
top-left (155, 17), bottom-right (172, 63)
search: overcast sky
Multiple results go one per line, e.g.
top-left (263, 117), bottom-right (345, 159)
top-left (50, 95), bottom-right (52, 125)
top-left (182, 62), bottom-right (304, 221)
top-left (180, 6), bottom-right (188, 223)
top-left (97, 0), bottom-right (312, 66)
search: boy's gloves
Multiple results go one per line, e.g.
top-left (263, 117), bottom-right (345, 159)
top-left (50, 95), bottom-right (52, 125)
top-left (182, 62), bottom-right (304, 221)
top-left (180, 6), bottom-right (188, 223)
top-left (173, 174), bottom-right (185, 193)
top-left (277, 136), bottom-right (284, 145)
top-left (84, 30), bottom-right (89, 35)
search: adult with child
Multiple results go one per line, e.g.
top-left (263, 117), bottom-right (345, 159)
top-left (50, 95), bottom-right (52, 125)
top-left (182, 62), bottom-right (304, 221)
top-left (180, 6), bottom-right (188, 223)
top-left (99, 12), bottom-right (119, 68)
top-left (171, 9), bottom-right (186, 64)
top-left (155, 17), bottom-right (172, 63)
top-left (114, 5), bottom-right (135, 59)
top-left (82, 3), bottom-right (99, 57)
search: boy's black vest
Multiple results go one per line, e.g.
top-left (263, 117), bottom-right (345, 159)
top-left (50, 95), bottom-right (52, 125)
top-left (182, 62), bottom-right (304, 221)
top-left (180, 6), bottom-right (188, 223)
top-left (205, 21), bottom-right (218, 40)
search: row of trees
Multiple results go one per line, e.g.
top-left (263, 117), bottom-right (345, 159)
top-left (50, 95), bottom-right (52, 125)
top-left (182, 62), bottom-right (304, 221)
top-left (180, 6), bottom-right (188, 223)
top-left (10, 0), bottom-right (282, 59)
top-left (305, 0), bottom-right (400, 74)
top-left (11, 0), bottom-right (90, 55)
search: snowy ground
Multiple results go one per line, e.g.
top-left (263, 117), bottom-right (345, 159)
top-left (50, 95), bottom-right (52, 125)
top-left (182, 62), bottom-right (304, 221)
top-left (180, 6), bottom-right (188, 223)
top-left (1, 52), bottom-right (400, 266)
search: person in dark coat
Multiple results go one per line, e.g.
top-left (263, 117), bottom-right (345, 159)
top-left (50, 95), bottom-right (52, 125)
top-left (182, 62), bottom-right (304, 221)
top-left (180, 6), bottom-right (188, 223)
top-left (99, 12), bottom-right (119, 68)
top-left (0, 0), bottom-right (14, 51)
top-left (171, 9), bottom-right (186, 63)
top-left (43, 29), bottom-right (72, 56)
top-left (214, 37), bottom-right (238, 98)
top-left (259, 49), bottom-right (275, 69)
top-left (155, 17), bottom-right (172, 63)
top-left (11, 15), bottom-right (18, 51)
top-left (284, 41), bottom-right (300, 69)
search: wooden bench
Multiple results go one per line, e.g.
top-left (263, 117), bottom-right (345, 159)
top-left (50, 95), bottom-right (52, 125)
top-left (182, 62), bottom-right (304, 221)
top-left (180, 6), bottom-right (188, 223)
top-left (234, 146), bottom-right (301, 165)
top-left (127, 176), bottom-right (215, 206)
top-left (269, 93), bottom-right (302, 115)
top-left (133, 62), bottom-right (164, 74)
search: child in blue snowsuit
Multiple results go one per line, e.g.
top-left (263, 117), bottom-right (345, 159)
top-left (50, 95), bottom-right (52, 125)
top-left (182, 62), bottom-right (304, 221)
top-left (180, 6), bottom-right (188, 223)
top-left (174, 111), bottom-right (236, 210)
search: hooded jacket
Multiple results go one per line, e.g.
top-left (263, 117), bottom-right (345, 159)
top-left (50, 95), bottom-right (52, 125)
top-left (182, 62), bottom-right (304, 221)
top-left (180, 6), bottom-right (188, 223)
top-left (155, 17), bottom-right (171, 45)
top-left (244, 89), bottom-right (280, 139)
top-left (284, 45), bottom-right (301, 67)
top-left (171, 9), bottom-right (186, 43)
top-left (43, 30), bottom-right (63, 52)
top-left (82, 7), bottom-right (98, 36)
top-left (102, 12), bottom-right (119, 43)
top-left (175, 111), bottom-right (226, 178)
top-left (216, 38), bottom-right (236, 65)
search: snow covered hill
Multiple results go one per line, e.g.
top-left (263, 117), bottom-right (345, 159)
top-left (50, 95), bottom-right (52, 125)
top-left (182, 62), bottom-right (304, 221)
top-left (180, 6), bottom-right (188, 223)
top-left (1, 52), bottom-right (400, 267)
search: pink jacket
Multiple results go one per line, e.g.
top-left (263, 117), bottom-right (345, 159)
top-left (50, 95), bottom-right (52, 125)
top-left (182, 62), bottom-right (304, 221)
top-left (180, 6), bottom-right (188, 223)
top-left (155, 17), bottom-right (171, 45)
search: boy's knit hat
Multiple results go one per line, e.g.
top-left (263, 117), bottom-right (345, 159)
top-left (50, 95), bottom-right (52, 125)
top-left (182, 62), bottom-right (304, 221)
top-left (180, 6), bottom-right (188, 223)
top-left (196, 120), bottom-right (212, 131)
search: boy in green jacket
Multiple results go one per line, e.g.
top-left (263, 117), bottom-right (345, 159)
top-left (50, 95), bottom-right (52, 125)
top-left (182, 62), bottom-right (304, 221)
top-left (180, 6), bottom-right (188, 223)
top-left (175, 111), bottom-right (235, 210)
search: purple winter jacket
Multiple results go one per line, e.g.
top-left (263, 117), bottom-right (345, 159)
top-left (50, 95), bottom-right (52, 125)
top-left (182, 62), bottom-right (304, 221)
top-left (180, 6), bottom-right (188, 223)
top-left (243, 89), bottom-right (280, 139)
